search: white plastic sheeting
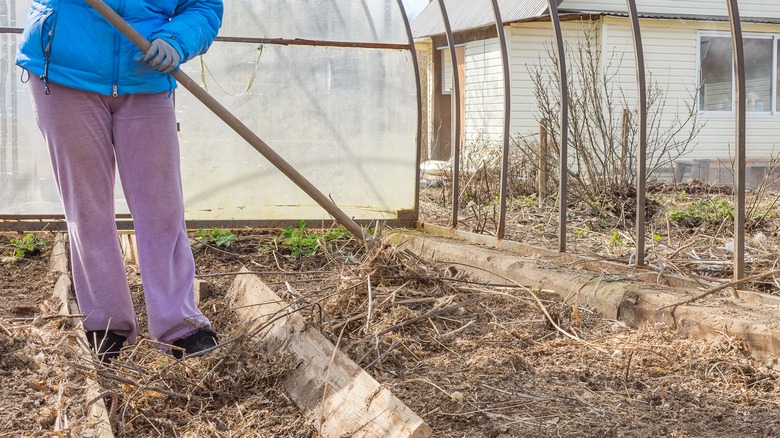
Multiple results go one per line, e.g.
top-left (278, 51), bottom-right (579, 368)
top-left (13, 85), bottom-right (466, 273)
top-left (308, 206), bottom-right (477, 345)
top-left (1, 0), bottom-right (418, 222)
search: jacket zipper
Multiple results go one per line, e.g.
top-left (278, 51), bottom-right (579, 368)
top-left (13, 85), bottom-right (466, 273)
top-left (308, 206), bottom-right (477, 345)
top-left (111, 28), bottom-right (119, 96)
top-left (111, 0), bottom-right (126, 97)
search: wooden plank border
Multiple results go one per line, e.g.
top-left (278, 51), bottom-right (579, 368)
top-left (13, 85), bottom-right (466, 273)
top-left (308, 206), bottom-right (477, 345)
top-left (51, 233), bottom-right (114, 438)
top-left (228, 268), bottom-right (432, 437)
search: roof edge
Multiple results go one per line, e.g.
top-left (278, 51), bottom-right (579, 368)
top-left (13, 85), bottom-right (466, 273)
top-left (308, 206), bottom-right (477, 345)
top-left (413, 9), bottom-right (780, 40)
top-left (593, 10), bottom-right (780, 25)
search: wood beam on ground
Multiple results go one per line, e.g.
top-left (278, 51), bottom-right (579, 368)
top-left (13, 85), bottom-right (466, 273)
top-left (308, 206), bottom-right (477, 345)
top-left (51, 234), bottom-right (114, 438)
top-left (228, 268), bottom-right (432, 438)
top-left (395, 232), bottom-right (780, 370)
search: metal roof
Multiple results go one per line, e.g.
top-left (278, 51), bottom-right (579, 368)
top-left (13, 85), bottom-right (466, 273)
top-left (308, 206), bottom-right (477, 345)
top-left (600, 11), bottom-right (780, 25)
top-left (411, 0), bottom-right (558, 38)
top-left (411, 1), bottom-right (780, 38)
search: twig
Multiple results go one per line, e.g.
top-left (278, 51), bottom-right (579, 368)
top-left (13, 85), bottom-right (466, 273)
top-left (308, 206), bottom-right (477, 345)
top-left (330, 311), bottom-right (368, 331)
top-left (365, 275), bottom-right (373, 335)
top-left (86, 390), bottom-right (119, 422)
top-left (404, 377), bottom-right (457, 399)
top-left (480, 384), bottom-right (548, 401)
top-left (666, 232), bottom-right (701, 259)
top-left (41, 313), bottom-right (86, 320)
top-left (441, 320), bottom-right (476, 338)
top-left (71, 362), bottom-right (191, 400)
top-left (0, 320), bottom-right (12, 336)
top-left (196, 269), bottom-right (330, 278)
top-left (372, 297), bottom-right (480, 338)
top-left (624, 350), bottom-right (635, 383)
top-left (660, 268), bottom-right (780, 311)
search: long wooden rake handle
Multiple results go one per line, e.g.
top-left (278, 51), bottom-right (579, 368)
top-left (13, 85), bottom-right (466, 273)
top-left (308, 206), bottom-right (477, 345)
top-left (85, 0), bottom-right (367, 241)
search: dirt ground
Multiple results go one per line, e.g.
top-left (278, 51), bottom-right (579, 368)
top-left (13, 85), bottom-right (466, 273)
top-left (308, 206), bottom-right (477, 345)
top-left (419, 181), bottom-right (780, 292)
top-left (3, 216), bottom-right (780, 437)
top-left (0, 232), bottom-right (112, 437)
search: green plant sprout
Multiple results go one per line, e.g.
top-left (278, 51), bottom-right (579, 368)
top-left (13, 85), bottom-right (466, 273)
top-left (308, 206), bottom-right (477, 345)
top-left (274, 221), bottom-right (349, 257)
top-left (609, 231), bottom-right (625, 247)
top-left (669, 198), bottom-right (734, 224)
top-left (9, 234), bottom-right (46, 260)
top-left (195, 228), bottom-right (237, 248)
top-left (512, 195), bottom-right (538, 208)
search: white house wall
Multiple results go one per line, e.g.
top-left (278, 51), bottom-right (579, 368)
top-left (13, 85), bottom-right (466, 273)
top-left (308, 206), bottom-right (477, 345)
top-left (493, 16), bottom-right (780, 166)
top-left (601, 16), bottom-right (780, 161)
top-left (559, 0), bottom-right (778, 18)
top-left (506, 20), bottom-right (597, 145)
top-left (464, 37), bottom-right (506, 144)
top-left (599, 17), bottom-right (701, 162)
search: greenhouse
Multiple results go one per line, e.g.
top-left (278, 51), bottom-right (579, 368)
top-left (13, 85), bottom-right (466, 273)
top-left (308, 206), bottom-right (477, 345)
top-left (1, 0), bottom-right (420, 226)
top-left (4, 1), bottom-right (780, 437)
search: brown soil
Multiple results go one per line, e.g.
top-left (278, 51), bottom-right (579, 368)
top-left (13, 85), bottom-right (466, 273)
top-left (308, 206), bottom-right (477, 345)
top-left (4, 225), bottom-right (780, 437)
top-left (0, 231), bottom-right (95, 437)
top-left (419, 181), bottom-right (780, 292)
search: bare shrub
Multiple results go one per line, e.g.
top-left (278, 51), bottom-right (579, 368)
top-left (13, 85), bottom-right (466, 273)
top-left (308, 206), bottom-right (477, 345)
top-left (427, 134), bottom-right (544, 234)
top-left (425, 21), bottom-right (703, 232)
top-left (516, 21), bottom-right (704, 214)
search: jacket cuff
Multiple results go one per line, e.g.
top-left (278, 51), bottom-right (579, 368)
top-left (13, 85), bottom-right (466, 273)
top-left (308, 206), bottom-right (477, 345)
top-left (156, 35), bottom-right (186, 66)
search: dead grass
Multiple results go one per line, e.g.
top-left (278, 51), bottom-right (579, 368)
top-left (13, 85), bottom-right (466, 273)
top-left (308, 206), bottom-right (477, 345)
top-left (420, 181), bottom-right (780, 293)
top-left (3, 200), bottom-right (780, 437)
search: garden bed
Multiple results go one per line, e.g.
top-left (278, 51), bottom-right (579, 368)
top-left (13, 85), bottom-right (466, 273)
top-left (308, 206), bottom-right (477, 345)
top-left (3, 224), bottom-right (780, 437)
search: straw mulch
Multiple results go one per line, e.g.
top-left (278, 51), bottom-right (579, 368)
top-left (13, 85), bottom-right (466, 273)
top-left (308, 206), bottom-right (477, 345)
top-left (4, 229), bottom-right (780, 437)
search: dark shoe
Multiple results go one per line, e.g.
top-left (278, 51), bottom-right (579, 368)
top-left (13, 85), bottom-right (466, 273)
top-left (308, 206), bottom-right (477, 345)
top-left (86, 330), bottom-right (126, 363)
top-left (171, 327), bottom-right (218, 359)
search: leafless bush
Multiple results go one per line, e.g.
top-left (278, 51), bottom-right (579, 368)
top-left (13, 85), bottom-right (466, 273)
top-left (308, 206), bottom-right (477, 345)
top-left (714, 151), bottom-right (780, 229)
top-left (429, 135), bottom-right (542, 233)
top-left (426, 22), bottom-right (704, 231)
top-left (517, 22), bottom-right (704, 208)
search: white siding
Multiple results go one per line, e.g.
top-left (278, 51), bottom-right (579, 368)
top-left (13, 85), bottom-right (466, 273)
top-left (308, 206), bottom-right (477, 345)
top-left (441, 48), bottom-right (453, 94)
top-left (601, 16), bottom-right (780, 161)
top-left (504, 16), bottom-right (780, 165)
top-left (600, 18), bottom-right (699, 164)
top-left (559, 0), bottom-right (777, 18)
top-left (507, 20), bottom-right (596, 143)
top-left (464, 37), bottom-right (506, 144)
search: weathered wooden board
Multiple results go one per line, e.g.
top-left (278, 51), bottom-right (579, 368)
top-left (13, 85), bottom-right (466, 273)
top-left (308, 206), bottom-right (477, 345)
top-left (228, 268), bottom-right (432, 438)
top-left (51, 233), bottom-right (114, 438)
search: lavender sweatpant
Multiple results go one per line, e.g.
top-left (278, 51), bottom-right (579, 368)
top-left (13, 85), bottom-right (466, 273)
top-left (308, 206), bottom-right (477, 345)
top-left (30, 79), bottom-right (211, 345)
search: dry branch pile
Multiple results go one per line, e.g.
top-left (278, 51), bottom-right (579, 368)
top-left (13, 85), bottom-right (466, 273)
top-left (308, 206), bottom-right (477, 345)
top-left (4, 230), bottom-right (780, 436)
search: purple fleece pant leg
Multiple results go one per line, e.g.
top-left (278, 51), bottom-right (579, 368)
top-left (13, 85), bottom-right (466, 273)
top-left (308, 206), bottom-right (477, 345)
top-left (30, 80), bottom-right (211, 345)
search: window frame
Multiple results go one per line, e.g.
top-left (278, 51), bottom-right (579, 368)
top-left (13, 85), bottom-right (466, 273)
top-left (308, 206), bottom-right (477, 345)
top-left (697, 30), bottom-right (777, 116)
top-left (438, 44), bottom-right (465, 95)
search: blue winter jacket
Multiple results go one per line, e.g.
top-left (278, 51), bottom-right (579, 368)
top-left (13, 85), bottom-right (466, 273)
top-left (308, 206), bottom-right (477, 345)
top-left (16, 0), bottom-right (223, 96)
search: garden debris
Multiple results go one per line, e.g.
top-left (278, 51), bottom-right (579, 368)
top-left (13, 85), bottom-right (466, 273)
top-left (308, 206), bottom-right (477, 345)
top-left (5, 230), bottom-right (780, 436)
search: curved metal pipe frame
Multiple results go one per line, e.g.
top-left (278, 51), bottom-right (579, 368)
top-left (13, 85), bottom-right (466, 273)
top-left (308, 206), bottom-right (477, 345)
top-left (626, 0), bottom-right (647, 267)
top-left (435, 0), bottom-right (462, 228)
top-left (547, 0), bottom-right (569, 252)
top-left (395, 0), bottom-right (424, 222)
top-left (490, 0), bottom-right (512, 240)
top-left (727, 0), bottom-right (746, 280)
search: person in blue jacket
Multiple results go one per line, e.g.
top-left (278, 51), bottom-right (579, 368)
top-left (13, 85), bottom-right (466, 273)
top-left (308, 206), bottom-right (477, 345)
top-left (16, 0), bottom-right (224, 362)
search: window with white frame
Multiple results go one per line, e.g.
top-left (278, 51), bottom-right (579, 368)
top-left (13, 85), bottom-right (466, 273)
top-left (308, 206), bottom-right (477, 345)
top-left (439, 45), bottom-right (465, 96)
top-left (698, 32), bottom-right (776, 113)
top-left (441, 48), bottom-right (453, 95)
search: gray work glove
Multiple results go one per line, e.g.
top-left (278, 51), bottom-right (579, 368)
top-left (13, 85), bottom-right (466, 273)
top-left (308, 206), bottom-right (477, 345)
top-left (141, 39), bottom-right (180, 74)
